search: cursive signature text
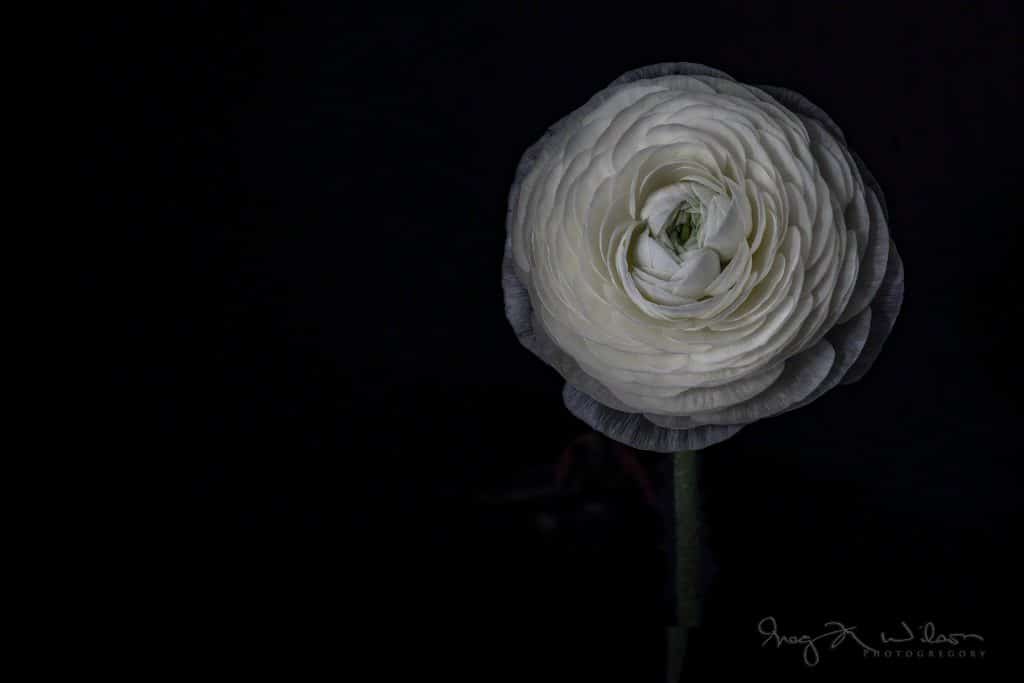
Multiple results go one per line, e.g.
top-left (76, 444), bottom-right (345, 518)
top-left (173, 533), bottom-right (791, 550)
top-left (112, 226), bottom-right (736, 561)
top-left (758, 616), bottom-right (879, 666)
top-left (759, 617), bottom-right (985, 667)
top-left (881, 621), bottom-right (985, 646)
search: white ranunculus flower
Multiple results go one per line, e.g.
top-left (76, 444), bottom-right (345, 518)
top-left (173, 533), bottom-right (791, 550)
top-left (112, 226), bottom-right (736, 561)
top-left (503, 63), bottom-right (904, 452)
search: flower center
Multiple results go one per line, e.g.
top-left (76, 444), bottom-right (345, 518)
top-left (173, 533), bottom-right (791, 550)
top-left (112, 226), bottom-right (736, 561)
top-left (639, 183), bottom-right (710, 260)
top-left (659, 201), bottom-right (703, 255)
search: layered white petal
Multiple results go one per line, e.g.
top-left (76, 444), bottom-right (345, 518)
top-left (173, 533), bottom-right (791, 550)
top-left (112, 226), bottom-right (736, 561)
top-left (506, 66), bottom-right (896, 434)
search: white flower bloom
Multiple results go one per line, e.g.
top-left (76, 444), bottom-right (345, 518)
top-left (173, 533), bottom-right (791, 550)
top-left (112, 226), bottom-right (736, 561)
top-left (503, 63), bottom-right (904, 452)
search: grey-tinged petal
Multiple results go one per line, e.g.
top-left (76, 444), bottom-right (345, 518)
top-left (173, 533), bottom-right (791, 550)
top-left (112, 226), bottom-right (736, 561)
top-left (562, 383), bottom-right (743, 453)
top-left (529, 314), bottom-right (639, 413)
top-left (783, 306), bottom-right (872, 412)
top-left (755, 84), bottom-right (902, 385)
top-left (643, 413), bottom-right (705, 431)
top-left (850, 149), bottom-right (889, 224)
top-left (842, 243), bottom-right (904, 384)
top-left (839, 185), bottom-right (890, 324)
top-left (643, 311), bottom-right (869, 430)
top-left (502, 238), bottom-right (638, 413)
top-left (506, 126), bottom-right (563, 235)
top-left (766, 91), bottom-right (891, 327)
top-left (506, 95), bottom-right (596, 226)
top-left (764, 92), bottom-right (888, 227)
top-left (502, 236), bottom-right (533, 341)
top-left (608, 62), bottom-right (736, 87)
top-left (641, 363), bottom-right (787, 429)
top-left (755, 85), bottom-right (848, 147)
top-left (679, 340), bottom-right (837, 425)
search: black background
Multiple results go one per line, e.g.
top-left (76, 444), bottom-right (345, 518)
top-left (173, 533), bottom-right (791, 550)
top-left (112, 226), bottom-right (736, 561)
top-left (96, 1), bottom-right (1022, 679)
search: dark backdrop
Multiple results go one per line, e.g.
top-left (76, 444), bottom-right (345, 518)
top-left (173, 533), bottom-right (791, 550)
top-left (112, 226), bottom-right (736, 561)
top-left (100, 1), bottom-right (1022, 679)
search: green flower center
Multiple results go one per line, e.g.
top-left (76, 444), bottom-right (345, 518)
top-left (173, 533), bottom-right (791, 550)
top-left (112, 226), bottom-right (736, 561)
top-left (660, 201), bottom-right (702, 255)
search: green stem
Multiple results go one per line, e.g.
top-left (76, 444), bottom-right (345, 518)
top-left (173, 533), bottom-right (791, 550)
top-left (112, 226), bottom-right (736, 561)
top-left (667, 449), bottom-right (699, 683)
